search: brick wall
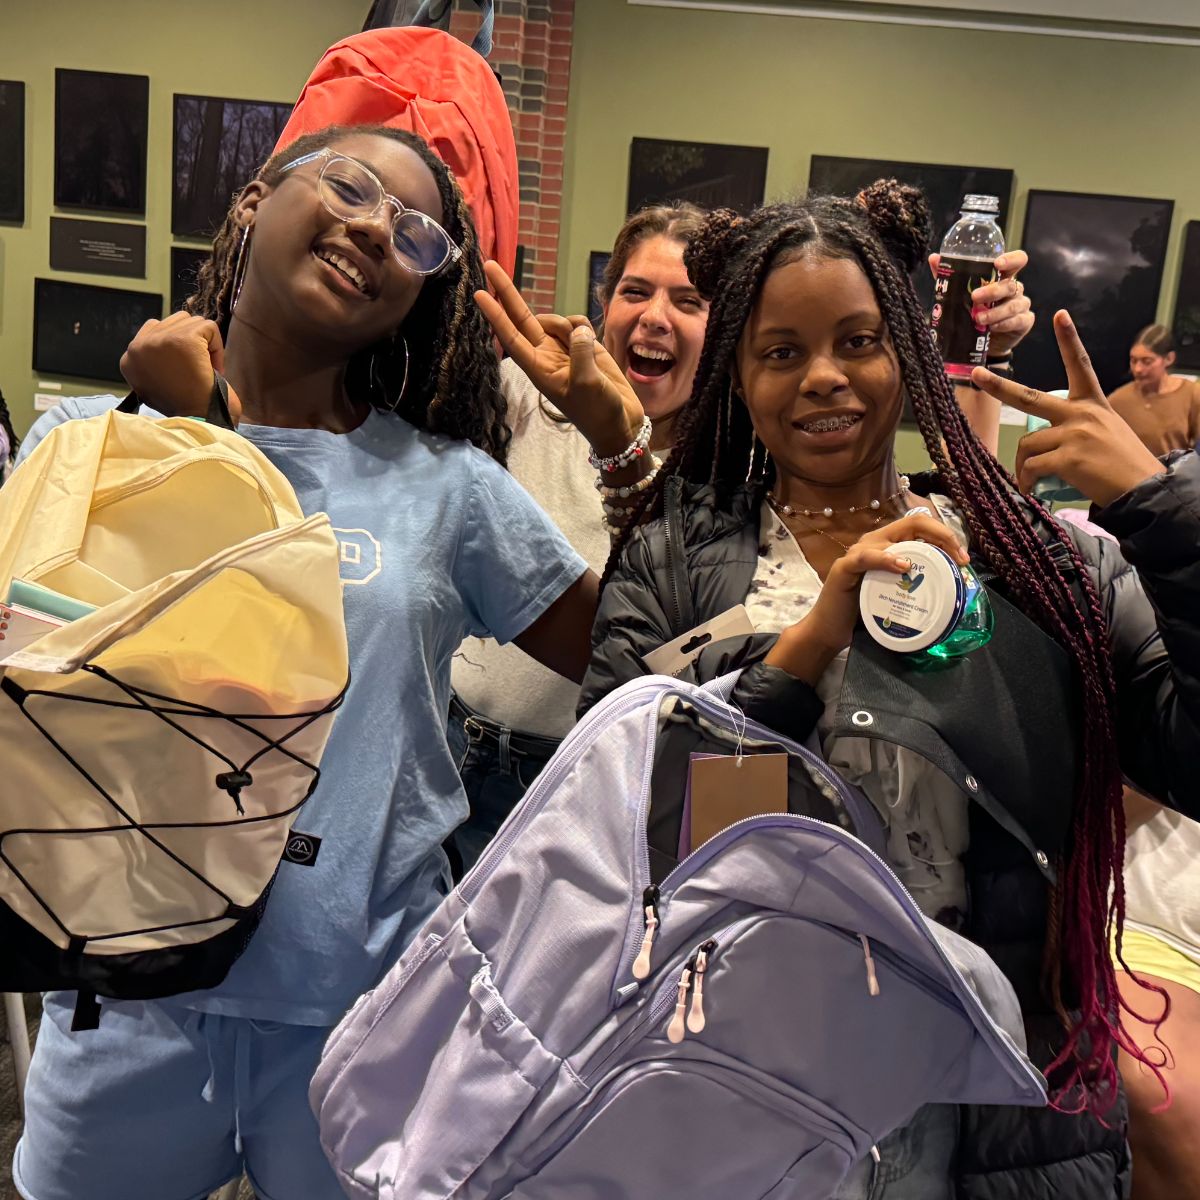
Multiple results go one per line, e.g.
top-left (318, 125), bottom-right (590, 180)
top-left (450, 0), bottom-right (575, 312)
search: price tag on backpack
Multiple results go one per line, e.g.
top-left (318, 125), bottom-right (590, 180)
top-left (642, 605), bottom-right (755, 678)
top-left (687, 752), bottom-right (788, 853)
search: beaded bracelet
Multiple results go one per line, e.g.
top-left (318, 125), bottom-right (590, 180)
top-left (587, 416), bottom-right (652, 474)
top-left (595, 456), bottom-right (662, 499)
top-left (601, 498), bottom-right (639, 518)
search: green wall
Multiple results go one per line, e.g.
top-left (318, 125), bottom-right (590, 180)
top-left (6, 1), bottom-right (1197, 467)
top-left (558, 0), bottom-right (1200, 469)
top-left (0, 0), bottom-right (364, 437)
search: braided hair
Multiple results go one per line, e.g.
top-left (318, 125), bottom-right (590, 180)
top-left (185, 124), bottom-right (508, 463)
top-left (0, 387), bottom-right (17, 465)
top-left (610, 182), bottom-right (1165, 1113)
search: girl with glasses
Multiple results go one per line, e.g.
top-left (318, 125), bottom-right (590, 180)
top-left (9, 123), bottom-right (628, 1200)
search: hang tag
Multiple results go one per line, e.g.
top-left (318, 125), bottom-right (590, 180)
top-left (642, 605), bottom-right (756, 677)
top-left (687, 752), bottom-right (788, 853)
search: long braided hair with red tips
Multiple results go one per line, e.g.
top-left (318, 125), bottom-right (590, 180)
top-left (608, 182), bottom-right (1168, 1113)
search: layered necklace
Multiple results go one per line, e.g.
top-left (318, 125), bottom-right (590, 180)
top-left (766, 475), bottom-right (911, 553)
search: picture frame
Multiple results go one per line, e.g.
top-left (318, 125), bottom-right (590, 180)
top-left (170, 246), bottom-right (210, 314)
top-left (172, 93), bottom-right (293, 239)
top-left (1172, 220), bottom-right (1200, 373)
top-left (33, 278), bottom-right (162, 383)
top-left (807, 155), bottom-right (1015, 310)
top-left (587, 251), bottom-right (611, 325)
top-left (54, 69), bottom-right (149, 214)
top-left (0, 80), bottom-right (25, 222)
top-left (1019, 189), bottom-right (1174, 393)
top-left (627, 137), bottom-right (768, 217)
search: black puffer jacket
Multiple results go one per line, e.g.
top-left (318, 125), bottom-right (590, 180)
top-left (580, 453), bottom-right (1200, 1200)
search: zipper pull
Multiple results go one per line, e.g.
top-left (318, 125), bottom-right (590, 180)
top-left (632, 885), bottom-right (660, 981)
top-left (858, 934), bottom-right (880, 997)
top-left (687, 939), bottom-right (716, 1034)
top-left (667, 964), bottom-right (693, 1044)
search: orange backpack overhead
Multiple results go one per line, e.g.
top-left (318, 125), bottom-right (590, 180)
top-left (275, 25), bottom-right (519, 274)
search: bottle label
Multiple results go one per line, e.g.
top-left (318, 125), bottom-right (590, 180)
top-left (931, 256), bottom-right (996, 378)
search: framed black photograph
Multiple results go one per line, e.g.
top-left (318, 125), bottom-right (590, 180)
top-left (54, 69), bottom-right (149, 214)
top-left (1019, 190), bottom-right (1174, 393)
top-left (1172, 221), bottom-right (1200, 372)
top-left (587, 251), bottom-right (611, 325)
top-left (172, 94), bottom-right (293, 239)
top-left (33, 279), bottom-right (162, 383)
top-left (627, 137), bottom-right (768, 217)
top-left (807, 155), bottom-right (1015, 309)
top-left (171, 247), bottom-right (210, 313)
top-left (0, 80), bottom-right (25, 222)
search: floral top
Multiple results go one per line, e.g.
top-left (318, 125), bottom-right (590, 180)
top-left (744, 498), bottom-right (971, 929)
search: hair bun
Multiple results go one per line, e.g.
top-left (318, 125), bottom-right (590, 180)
top-left (684, 208), bottom-right (751, 298)
top-left (854, 179), bottom-right (931, 274)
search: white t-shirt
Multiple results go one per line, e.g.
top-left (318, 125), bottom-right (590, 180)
top-left (451, 359), bottom-right (612, 738)
top-left (745, 498), bottom-right (972, 928)
top-left (1124, 807), bottom-right (1200, 966)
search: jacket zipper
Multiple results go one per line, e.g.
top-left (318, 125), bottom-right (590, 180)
top-left (663, 476), bottom-right (689, 636)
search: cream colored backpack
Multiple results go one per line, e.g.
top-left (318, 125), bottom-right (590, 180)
top-left (0, 389), bottom-right (347, 1026)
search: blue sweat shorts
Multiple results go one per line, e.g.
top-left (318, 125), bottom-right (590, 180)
top-left (13, 992), bottom-right (346, 1200)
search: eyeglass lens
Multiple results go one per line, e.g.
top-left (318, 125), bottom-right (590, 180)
top-left (319, 157), bottom-right (452, 274)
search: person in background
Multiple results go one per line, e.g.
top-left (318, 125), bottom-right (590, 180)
top-left (1108, 324), bottom-right (1199, 457)
top-left (449, 196), bottom-right (1035, 875)
top-left (448, 202), bottom-right (708, 872)
top-left (1114, 789), bottom-right (1200, 1200)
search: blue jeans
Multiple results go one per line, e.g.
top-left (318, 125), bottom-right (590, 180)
top-left (831, 1104), bottom-right (957, 1200)
top-left (447, 696), bottom-right (558, 879)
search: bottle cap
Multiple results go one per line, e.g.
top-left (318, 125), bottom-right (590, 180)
top-left (962, 194), bottom-right (1000, 214)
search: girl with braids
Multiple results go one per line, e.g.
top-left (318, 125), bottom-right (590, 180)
top-left (0, 385), bottom-right (17, 482)
top-left (453, 206), bottom-right (1034, 875)
top-left (574, 184), bottom-right (1200, 1198)
top-left (9, 124), bottom-right (621, 1200)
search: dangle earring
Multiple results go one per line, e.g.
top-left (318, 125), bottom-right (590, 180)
top-left (230, 223), bottom-right (254, 313)
top-left (372, 334), bottom-right (411, 413)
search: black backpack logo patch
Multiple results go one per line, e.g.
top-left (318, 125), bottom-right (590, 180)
top-left (283, 832), bottom-right (322, 867)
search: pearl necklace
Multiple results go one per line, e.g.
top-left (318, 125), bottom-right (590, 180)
top-left (766, 475), bottom-right (910, 520)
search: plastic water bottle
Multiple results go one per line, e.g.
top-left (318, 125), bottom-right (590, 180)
top-left (930, 195), bottom-right (1005, 381)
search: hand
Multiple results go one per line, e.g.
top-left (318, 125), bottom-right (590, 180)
top-left (474, 261), bottom-right (644, 456)
top-left (120, 311), bottom-right (243, 423)
top-left (766, 514), bottom-right (970, 683)
top-left (929, 248), bottom-right (1033, 357)
top-left (972, 310), bottom-right (1166, 507)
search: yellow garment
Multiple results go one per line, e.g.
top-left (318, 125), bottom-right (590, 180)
top-left (1116, 927), bottom-right (1200, 995)
top-left (0, 409), bottom-right (348, 956)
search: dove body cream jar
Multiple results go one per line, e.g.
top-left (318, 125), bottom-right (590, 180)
top-left (859, 539), bottom-right (993, 659)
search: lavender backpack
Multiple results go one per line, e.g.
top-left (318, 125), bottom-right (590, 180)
top-left (311, 674), bottom-right (1046, 1199)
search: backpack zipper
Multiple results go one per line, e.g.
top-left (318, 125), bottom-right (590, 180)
top-left (631, 885), bottom-right (660, 980)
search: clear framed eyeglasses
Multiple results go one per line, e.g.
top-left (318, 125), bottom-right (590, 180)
top-left (281, 147), bottom-right (462, 277)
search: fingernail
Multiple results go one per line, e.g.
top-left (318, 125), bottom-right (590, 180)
top-left (893, 558), bottom-right (911, 570)
top-left (571, 325), bottom-right (594, 343)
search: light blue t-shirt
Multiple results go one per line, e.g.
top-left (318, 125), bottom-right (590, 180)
top-left (18, 397), bottom-right (588, 1025)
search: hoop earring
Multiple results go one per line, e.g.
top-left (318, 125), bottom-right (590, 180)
top-left (230, 224), bottom-right (253, 313)
top-left (373, 334), bottom-right (410, 413)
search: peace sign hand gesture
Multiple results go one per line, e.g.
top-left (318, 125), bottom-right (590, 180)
top-left (474, 260), bottom-right (645, 457)
top-left (972, 310), bottom-right (1166, 507)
